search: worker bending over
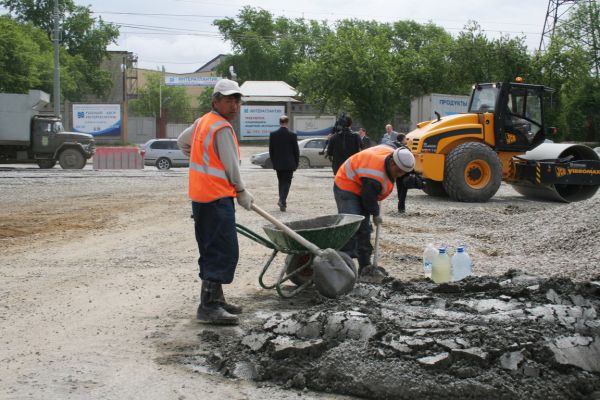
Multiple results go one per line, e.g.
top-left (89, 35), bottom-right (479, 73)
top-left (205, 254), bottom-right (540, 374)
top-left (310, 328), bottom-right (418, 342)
top-left (334, 145), bottom-right (415, 276)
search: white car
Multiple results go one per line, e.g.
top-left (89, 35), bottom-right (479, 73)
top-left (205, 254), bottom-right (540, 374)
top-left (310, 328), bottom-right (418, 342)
top-left (142, 139), bottom-right (189, 170)
top-left (250, 137), bottom-right (331, 169)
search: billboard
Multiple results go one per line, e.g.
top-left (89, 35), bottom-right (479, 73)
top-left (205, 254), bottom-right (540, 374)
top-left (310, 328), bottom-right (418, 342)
top-left (293, 115), bottom-right (336, 137)
top-left (72, 104), bottom-right (121, 137)
top-left (240, 105), bottom-right (285, 140)
top-left (164, 76), bottom-right (223, 86)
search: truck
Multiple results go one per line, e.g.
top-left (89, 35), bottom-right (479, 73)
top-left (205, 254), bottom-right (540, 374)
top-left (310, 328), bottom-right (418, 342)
top-left (410, 93), bottom-right (470, 130)
top-left (0, 90), bottom-right (95, 169)
top-left (406, 80), bottom-right (600, 203)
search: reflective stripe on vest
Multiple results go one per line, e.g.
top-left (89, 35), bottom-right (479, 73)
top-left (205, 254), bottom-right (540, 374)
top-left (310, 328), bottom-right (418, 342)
top-left (335, 145), bottom-right (395, 200)
top-left (188, 112), bottom-right (240, 202)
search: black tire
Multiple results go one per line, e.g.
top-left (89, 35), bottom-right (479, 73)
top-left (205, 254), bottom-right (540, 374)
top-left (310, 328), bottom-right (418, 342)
top-left (262, 159), bottom-right (273, 169)
top-left (422, 179), bottom-right (448, 197)
top-left (443, 142), bottom-right (502, 202)
top-left (58, 149), bottom-right (86, 169)
top-left (285, 251), bottom-right (356, 286)
top-left (285, 253), bottom-right (314, 286)
top-left (298, 156), bottom-right (310, 169)
top-left (156, 157), bottom-right (172, 170)
top-left (37, 159), bottom-right (57, 169)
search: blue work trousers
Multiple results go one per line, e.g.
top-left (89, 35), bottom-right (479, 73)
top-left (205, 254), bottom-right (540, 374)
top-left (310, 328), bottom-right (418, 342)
top-left (191, 198), bottom-right (239, 284)
top-left (333, 184), bottom-right (373, 267)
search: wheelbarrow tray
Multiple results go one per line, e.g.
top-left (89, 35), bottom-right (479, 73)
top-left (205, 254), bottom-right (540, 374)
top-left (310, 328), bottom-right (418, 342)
top-left (262, 214), bottom-right (364, 253)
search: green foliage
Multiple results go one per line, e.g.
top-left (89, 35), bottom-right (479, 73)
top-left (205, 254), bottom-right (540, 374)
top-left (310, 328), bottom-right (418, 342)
top-left (214, 6), bottom-right (328, 84)
top-left (216, 6), bottom-right (597, 141)
top-left (129, 72), bottom-right (192, 122)
top-left (0, 16), bottom-right (53, 93)
top-left (0, 0), bottom-right (119, 100)
top-left (197, 87), bottom-right (214, 115)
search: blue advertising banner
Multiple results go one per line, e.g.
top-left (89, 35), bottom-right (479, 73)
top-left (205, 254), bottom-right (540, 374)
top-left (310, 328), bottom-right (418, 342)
top-left (72, 104), bottom-right (121, 137)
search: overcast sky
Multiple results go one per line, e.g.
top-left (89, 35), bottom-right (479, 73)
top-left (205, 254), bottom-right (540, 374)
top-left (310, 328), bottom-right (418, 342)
top-left (8, 0), bottom-right (554, 73)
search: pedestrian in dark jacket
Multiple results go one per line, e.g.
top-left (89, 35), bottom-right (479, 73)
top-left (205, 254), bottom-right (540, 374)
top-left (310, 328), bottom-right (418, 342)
top-left (326, 115), bottom-right (362, 174)
top-left (358, 128), bottom-right (372, 149)
top-left (269, 115), bottom-right (299, 211)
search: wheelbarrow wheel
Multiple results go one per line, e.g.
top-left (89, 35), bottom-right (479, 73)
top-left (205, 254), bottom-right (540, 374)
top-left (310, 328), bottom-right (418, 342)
top-left (285, 253), bottom-right (314, 286)
top-left (285, 252), bottom-right (356, 287)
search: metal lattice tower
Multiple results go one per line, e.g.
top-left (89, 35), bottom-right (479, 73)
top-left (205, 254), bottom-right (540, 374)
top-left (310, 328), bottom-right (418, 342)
top-left (539, 0), bottom-right (582, 52)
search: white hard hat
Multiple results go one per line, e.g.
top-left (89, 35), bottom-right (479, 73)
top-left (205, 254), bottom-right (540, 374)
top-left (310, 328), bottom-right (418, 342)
top-left (392, 147), bottom-right (415, 172)
top-left (213, 79), bottom-right (243, 96)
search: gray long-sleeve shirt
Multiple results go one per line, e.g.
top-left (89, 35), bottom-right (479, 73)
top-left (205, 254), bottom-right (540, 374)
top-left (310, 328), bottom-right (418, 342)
top-left (177, 112), bottom-right (245, 193)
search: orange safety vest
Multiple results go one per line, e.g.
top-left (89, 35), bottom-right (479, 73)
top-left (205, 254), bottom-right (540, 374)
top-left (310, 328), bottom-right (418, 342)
top-left (335, 145), bottom-right (395, 201)
top-left (188, 111), bottom-right (240, 203)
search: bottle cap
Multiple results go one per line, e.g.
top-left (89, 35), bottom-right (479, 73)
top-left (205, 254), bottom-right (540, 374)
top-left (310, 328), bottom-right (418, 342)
top-left (439, 247), bottom-right (446, 254)
top-left (457, 246), bottom-right (464, 253)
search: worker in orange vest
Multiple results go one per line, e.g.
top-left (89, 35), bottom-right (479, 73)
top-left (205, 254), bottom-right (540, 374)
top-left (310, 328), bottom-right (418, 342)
top-left (177, 79), bottom-right (253, 325)
top-left (334, 145), bottom-right (415, 278)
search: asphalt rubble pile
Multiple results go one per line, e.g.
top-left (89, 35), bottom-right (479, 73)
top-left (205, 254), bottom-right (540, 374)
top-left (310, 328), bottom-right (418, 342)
top-left (196, 270), bottom-right (600, 400)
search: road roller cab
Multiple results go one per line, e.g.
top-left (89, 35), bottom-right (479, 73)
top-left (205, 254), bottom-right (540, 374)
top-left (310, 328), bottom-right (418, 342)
top-left (407, 80), bottom-right (600, 202)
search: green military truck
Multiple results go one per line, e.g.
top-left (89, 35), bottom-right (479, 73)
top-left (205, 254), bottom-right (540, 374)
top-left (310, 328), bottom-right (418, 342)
top-left (0, 90), bottom-right (95, 169)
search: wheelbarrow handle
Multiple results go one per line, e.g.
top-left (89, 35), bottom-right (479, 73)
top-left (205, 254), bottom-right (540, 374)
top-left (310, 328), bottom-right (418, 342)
top-left (251, 203), bottom-right (322, 256)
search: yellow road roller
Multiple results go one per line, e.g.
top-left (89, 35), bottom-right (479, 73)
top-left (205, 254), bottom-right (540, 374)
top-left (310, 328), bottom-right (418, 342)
top-left (406, 80), bottom-right (600, 202)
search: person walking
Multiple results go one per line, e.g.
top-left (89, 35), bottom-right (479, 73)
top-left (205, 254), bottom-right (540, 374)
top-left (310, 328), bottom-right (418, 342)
top-left (177, 79), bottom-right (253, 326)
top-left (393, 133), bottom-right (425, 213)
top-left (334, 145), bottom-right (415, 277)
top-left (358, 128), bottom-right (372, 149)
top-left (269, 115), bottom-right (299, 212)
top-left (380, 124), bottom-right (399, 146)
top-left (326, 114), bottom-right (362, 174)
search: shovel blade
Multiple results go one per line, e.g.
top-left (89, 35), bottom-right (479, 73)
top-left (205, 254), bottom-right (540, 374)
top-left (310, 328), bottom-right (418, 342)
top-left (312, 249), bottom-right (357, 298)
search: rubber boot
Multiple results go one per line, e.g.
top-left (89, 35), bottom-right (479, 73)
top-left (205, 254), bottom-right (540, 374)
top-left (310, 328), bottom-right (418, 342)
top-left (196, 281), bottom-right (239, 325)
top-left (215, 283), bottom-right (243, 315)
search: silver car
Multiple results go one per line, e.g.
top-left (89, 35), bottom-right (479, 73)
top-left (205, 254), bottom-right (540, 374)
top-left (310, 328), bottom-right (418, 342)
top-left (142, 139), bottom-right (189, 170)
top-left (250, 137), bottom-right (331, 169)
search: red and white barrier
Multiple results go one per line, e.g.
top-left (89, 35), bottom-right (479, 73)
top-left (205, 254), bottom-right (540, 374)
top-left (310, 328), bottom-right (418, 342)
top-left (93, 147), bottom-right (143, 169)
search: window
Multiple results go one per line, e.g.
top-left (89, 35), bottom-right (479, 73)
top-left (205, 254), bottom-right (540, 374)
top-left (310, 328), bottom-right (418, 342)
top-left (168, 140), bottom-right (180, 150)
top-left (469, 86), bottom-right (499, 113)
top-left (305, 140), bottom-right (324, 149)
top-left (150, 141), bottom-right (169, 150)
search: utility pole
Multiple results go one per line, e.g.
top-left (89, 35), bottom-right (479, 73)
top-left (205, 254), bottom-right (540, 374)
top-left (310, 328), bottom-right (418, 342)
top-left (52, 0), bottom-right (61, 117)
top-left (539, 0), bottom-right (580, 52)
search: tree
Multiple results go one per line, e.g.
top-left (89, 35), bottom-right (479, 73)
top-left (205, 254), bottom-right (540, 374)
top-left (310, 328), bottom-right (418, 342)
top-left (129, 72), bottom-right (192, 122)
top-left (0, 16), bottom-right (53, 93)
top-left (214, 6), bottom-right (328, 85)
top-left (534, 2), bottom-right (600, 142)
top-left (293, 20), bottom-right (402, 138)
top-left (0, 0), bottom-right (119, 100)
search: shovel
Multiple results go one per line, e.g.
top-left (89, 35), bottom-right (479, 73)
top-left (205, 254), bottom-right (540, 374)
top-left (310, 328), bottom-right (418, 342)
top-left (251, 204), bottom-right (356, 298)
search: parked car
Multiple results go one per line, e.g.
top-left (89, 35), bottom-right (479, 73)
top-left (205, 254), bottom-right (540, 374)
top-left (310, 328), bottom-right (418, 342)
top-left (250, 137), bottom-right (330, 169)
top-left (142, 139), bottom-right (189, 170)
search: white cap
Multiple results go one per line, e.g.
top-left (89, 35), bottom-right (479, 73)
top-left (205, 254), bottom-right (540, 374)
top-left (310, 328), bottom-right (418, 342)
top-left (392, 147), bottom-right (415, 172)
top-left (213, 79), bottom-right (243, 96)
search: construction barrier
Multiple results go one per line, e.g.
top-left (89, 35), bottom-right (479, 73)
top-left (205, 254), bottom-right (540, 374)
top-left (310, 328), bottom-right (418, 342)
top-left (93, 147), bottom-right (143, 169)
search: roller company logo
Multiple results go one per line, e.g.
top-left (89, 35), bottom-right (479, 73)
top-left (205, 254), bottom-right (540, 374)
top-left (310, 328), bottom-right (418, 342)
top-left (505, 133), bottom-right (517, 144)
top-left (555, 167), bottom-right (600, 178)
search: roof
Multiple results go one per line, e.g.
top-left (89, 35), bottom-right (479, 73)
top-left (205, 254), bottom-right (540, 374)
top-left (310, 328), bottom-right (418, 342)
top-left (195, 54), bottom-right (227, 73)
top-left (240, 81), bottom-right (298, 98)
top-left (242, 96), bottom-right (300, 103)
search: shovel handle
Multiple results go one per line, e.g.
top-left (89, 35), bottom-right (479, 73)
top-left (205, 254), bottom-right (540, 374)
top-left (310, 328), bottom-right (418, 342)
top-left (373, 222), bottom-right (380, 268)
top-left (251, 203), bottom-right (321, 255)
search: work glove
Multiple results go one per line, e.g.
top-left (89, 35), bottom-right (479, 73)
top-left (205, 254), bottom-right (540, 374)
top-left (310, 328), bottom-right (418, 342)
top-left (373, 215), bottom-right (383, 226)
top-left (236, 189), bottom-right (254, 211)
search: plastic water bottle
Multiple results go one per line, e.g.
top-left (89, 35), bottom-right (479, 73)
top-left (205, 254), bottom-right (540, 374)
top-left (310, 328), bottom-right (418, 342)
top-left (422, 243), bottom-right (438, 279)
top-left (451, 246), bottom-right (472, 281)
top-left (431, 247), bottom-right (451, 283)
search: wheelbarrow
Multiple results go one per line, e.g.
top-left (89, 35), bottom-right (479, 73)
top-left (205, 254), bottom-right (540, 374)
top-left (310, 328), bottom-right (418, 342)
top-left (236, 213), bottom-right (364, 298)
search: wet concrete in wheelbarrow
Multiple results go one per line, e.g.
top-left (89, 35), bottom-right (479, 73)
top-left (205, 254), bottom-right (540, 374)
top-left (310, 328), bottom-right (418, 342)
top-left (174, 271), bottom-right (600, 400)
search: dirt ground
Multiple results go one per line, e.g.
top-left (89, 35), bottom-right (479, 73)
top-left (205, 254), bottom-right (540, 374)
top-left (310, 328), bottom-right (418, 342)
top-left (0, 145), bottom-right (599, 399)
